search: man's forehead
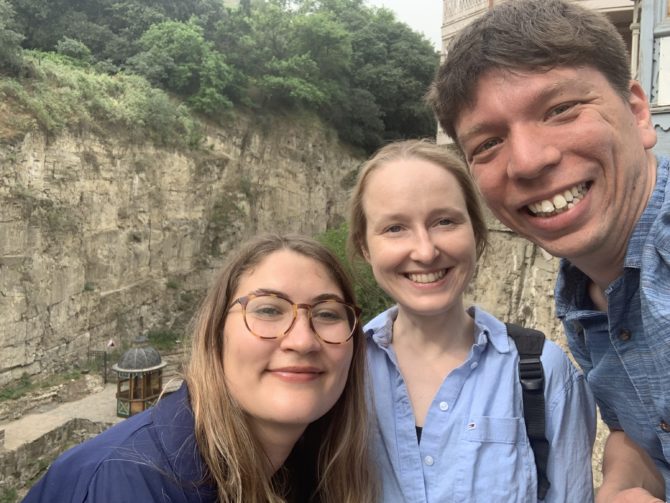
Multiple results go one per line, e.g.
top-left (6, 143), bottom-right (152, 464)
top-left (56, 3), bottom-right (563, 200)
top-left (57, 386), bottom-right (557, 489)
top-left (456, 66), bottom-right (603, 132)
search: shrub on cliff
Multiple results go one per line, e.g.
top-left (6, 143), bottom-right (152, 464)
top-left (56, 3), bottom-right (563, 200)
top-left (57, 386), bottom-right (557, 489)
top-left (317, 223), bottom-right (393, 323)
top-left (0, 51), bottom-right (202, 146)
top-left (7, 0), bottom-right (439, 153)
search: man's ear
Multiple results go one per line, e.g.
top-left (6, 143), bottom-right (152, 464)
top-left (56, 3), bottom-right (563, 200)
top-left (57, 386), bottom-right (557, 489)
top-left (628, 80), bottom-right (657, 150)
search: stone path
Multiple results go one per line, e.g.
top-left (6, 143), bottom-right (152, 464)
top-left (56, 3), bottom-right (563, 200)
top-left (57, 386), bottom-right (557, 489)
top-left (1, 383), bottom-right (121, 451)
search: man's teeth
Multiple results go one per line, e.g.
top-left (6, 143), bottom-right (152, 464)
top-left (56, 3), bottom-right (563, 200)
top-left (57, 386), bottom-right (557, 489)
top-left (407, 270), bottom-right (447, 284)
top-left (528, 183), bottom-right (588, 217)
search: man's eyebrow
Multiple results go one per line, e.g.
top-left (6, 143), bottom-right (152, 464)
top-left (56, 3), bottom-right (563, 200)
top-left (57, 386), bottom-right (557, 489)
top-left (457, 77), bottom-right (588, 146)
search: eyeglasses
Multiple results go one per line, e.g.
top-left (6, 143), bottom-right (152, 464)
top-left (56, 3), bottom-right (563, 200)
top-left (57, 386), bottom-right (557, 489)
top-left (230, 293), bottom-right (360, 345)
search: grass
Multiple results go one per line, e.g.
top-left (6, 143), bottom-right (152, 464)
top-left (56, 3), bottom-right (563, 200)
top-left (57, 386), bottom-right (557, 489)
top-left (0, 488), bottom-right (17, 503)
top-left (147, 330), bottom-right (181, 351)
top-left (0, 370), bottom-right (84, 403)
top-left (0, 373), bottom-right (32, 401)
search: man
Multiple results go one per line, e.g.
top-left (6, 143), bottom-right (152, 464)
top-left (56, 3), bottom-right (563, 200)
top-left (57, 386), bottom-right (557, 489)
top-left (427, 1), bottom-right (669, 502)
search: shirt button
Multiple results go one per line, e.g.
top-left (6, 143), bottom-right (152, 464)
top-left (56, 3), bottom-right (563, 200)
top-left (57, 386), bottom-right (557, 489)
top-left (470, 361), bottom-right (478, 370)
top-left (439, 401), bottom-right (449, 411)
top-left (424, 456), bottom-right (434, 466)
top-left (661, 421), bottom-right (670, 433)
top-left (619, 329), bottom-right (632, 341)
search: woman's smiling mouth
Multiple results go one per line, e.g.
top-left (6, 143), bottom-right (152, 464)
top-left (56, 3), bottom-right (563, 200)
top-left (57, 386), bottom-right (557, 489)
top-left (405, 269), bottom-right (447, 284)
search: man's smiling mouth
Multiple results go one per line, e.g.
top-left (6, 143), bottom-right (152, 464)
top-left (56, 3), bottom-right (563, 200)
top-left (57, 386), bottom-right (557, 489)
top-left (526, 183), bottom-right (590, 217)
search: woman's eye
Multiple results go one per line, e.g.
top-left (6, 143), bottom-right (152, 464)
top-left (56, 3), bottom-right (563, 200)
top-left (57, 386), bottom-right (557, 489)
top-left (250, 305), bottom-right (285, 319)
top-left (384, 224), bottom-right (403, 233)
top-left (437, 218), bottom-right (453, 226)
top-left (312, 309), bottom-right (345, 323)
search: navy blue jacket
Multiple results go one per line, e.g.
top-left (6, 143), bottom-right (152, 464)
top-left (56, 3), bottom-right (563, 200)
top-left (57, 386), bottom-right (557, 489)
top-left (22, 384), bottom-right (216, 502)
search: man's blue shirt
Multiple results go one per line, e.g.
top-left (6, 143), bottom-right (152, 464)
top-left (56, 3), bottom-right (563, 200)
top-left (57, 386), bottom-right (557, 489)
top-left (556, 155), bottom-right (670, 496)
top-left (366, 305), bottom-right (595, 502)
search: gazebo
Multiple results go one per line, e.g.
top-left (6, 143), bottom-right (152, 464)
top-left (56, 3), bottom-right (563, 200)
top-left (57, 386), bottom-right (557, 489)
top-left (112, 337), bottom-right (167, 418)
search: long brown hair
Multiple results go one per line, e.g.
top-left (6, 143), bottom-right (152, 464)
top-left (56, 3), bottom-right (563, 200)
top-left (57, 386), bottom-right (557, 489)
top-left (185, 234), bottom-right (376, 503)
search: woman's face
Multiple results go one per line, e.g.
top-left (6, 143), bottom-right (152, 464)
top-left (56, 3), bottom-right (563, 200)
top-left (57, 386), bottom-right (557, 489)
top-left (223, 249), bottom-right (354, 438)
top-left (362, 157), bottom-right (477, 317)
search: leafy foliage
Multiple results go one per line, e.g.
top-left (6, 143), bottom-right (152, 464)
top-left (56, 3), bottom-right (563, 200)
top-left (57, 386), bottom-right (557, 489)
top-left (55, 36), bottom-right (93, 63)
top-left (0, 0), bottom-right (24, 74)
top-left (6, 0), bottom-right (439, 151)
top-left (0, 51), bottom-right (201, 145)
top-left (317, 223), bottom-right (393, 323)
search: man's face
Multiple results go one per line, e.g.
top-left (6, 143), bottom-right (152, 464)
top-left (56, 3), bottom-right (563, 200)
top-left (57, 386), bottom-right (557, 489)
top-left (455, 66), bottom-right (657, 267)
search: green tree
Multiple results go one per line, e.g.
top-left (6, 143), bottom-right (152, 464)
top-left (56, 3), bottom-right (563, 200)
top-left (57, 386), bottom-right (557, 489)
top-left (128, 19), bottom-right (235, 114)
top-left (0, 0), bottom-right (24, 73)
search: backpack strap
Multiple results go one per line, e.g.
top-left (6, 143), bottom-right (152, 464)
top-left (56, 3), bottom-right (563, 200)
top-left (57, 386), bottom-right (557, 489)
top-left (506, 322), bottom-right (551, 500)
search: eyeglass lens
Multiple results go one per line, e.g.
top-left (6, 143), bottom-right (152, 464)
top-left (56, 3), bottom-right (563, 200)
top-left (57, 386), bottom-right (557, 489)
top-left (244, 295), bottom-right (355, 343)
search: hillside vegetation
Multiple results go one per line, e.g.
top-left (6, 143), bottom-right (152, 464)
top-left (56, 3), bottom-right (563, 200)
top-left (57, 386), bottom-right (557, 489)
top-left (0, 0), bottom-right (439, 152)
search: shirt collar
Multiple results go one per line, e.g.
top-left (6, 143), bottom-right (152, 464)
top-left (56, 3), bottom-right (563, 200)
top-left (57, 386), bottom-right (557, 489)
top-left (625, 155), bottom-right (669, 269)
top-left (366, 305), bottom-right (511, 354)
top-left (469, 305), bottom-right (512, 354)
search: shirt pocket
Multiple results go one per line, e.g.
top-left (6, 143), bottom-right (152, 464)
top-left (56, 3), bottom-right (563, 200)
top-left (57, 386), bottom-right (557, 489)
top-left (454, 416), bottom-right (536, 503)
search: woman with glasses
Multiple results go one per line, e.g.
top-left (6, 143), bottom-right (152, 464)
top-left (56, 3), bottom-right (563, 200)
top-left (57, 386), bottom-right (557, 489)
top-left (23, 234), bottom-right (377, 503)
top-left (347, 140), bottom-right (596, 502)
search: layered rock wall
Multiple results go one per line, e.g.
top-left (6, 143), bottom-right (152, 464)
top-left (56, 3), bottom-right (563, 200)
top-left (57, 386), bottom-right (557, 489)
top-left (0, 113), bottom-right (360, 386)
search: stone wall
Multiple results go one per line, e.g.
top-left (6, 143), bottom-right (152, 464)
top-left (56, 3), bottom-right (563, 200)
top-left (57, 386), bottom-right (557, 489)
top-left (0, 113), bottom-right (361, 386)
top-left (0, 417), bottom-right (110, 496)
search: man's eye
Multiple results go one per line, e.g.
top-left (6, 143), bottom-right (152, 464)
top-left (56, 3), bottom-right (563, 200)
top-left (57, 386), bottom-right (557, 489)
top-left (547, 102), bottom-right (576, 117)
top-left (473, 138), bottom-right (501, 156)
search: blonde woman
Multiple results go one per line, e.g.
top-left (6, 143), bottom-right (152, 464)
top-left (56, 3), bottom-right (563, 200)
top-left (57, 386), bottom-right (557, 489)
top-left (348, 140), bottom-right (595, 502)
top-left (23, 234), bottom-right (376, 503)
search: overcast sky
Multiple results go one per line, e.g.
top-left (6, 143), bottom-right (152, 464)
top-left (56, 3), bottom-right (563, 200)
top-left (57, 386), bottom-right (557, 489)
top-left (365, 0), bottom-right (443, 50)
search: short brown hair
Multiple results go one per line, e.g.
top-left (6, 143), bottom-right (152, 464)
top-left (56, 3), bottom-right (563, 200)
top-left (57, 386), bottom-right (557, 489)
top-left (347, 139), bottom-right (488, 261)
top-left (427, 0), bottom-right (631, 144)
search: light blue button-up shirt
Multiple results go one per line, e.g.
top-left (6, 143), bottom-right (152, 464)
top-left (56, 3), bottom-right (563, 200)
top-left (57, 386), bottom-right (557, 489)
top-left (366, 306), bottom-right (596, 502)
top-left (556, 155), bottom-right (670, 497)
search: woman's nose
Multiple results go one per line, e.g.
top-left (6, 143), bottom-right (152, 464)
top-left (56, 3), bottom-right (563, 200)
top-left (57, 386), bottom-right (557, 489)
top-left (279, 309), bottom-right (321, 353)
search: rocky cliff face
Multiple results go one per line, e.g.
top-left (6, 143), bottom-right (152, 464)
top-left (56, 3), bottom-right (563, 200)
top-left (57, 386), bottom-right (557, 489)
top-left (468, 214), bottom-right (565, 350)
top-left (0, 113), bottom-right (361, 386)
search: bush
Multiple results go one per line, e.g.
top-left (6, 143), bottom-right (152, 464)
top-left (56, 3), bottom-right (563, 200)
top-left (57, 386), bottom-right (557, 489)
top-left (316, 223), bottom-right (392, 324)
top-left (55, 37), bottom-right (93, 64)
top-left (0, 51), bottom-right (202, 147)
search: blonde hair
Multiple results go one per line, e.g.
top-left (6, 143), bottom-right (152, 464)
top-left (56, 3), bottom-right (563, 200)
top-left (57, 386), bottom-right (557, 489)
top-left (185, 234), bottom-right (376, 503)
top-left (348, 139), bottom-right (488, 261)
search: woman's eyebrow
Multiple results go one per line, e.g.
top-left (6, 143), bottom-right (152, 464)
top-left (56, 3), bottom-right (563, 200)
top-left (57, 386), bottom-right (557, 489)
top-left (249, 288), bottom-right (286, 297)
top-left (249, 289), bottom-right (345, 303)
top-left (312, 293), bottom-right (346, 303)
